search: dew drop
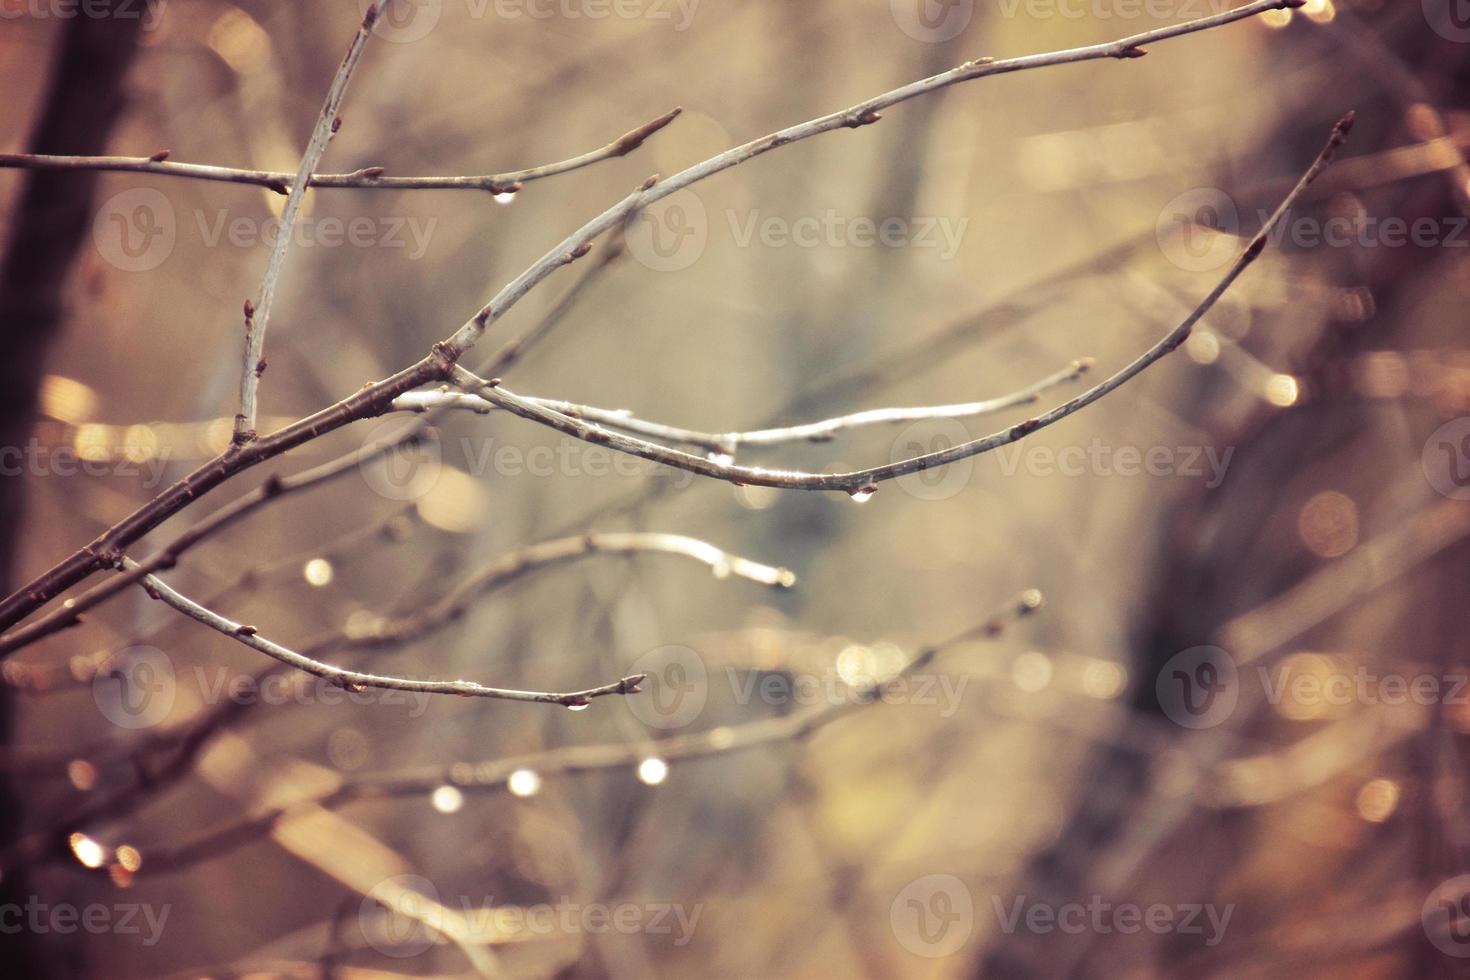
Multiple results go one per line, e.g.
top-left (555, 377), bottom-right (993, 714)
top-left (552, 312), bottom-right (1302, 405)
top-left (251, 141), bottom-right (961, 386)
top-left (431, 784), bottom-right (464, 814)
top-left (68, 833), bottom-right (106, 869)
top-left (637, 757), bottom-right (669, 785)
top-left (711, 559), bottom-right (732, 580)
top-left (507, 768), bottom-right (541, 797)
top-left (566, 702), bottom-right (590, 712)
top-left (493, 190), bottom-right (517, 205)
top-left (707, 451), bottom-right (734, 467)
top-left (303, 557), bottom-right (334, 587)
top-left (847, 485), bottom-right (878, 503)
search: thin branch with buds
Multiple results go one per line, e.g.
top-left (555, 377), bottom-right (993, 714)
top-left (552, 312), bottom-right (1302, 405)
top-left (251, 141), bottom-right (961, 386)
top-left (0, 527), bottom-right (791, 869)
top-left (0, 0), bottom-right (1309, 635)
top-left (308, 530), bottom-right (795, 655)
top-left (0, 108), bottom-right (682, 197)
top-left (119, 590), bottom-right (1046, 875)
top-left (444, 109), bottom-right (1353, 494)
top-left (231, 3), bottom-right (384, 447)
top-left (395, 358), bottom-right (1094, 455)
top-left (124, 559), bottom-right (646, 706)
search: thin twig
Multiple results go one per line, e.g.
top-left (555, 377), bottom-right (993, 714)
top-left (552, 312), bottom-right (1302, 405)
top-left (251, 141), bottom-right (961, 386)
top-left (446, 112), bottom-right (1354, 494)
top-left (0, 108), bottom-right (682, 196)
top-left (315, 531), bottom-right (795, 656)
top-left (397, 358), bottom-right (1094, 454)
top-left (0, 0), bottom-right (1304, 634)
top-left (127, 591), bottom-right (1045, 874)
top-left (125, 559), bottom-right (645, 707)
top-left (439, 0), bottom-right (1308, 361)
top-left (232, 3), bottom-right (382, 446)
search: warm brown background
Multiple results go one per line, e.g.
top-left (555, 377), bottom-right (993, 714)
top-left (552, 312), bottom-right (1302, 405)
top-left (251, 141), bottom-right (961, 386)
top-left (2, 1), bottom-right (1468, 977)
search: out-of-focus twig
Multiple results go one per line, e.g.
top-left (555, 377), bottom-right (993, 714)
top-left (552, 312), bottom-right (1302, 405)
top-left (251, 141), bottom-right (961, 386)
top-left (0, 107), bottom-right (682, 197)
top-left (122, 590), bottom-right (1045, 874)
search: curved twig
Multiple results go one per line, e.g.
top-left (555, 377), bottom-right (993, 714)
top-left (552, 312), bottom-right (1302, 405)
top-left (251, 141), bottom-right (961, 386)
top-left (0, 108), bottom-right (682, 197)
top-left (126, 559), bottom-right (645, 707)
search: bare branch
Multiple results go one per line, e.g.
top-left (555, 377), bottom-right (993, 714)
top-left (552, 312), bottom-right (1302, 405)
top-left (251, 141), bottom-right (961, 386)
top-left (0, 0), bottom-right (1309, 634)
top-left (0, 108), bottom-right (682, 196)
top-left (127, 591), bottom-right (1045, 874)
top-left (232, 3), bottom-right (382, 447)
top-left (319, 531), bottom-right (795, 657)
top-left (125, 559), bottom-right (645, 707)
top-left (398, 358), bottom-right (1094, 454)
top-left (439, 0), bottom-right (1309, 361)
top-left (445, 112), bottom-right (1353, 494)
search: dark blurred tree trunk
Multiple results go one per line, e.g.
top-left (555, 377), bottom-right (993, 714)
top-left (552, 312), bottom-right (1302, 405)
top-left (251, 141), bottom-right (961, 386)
top-left (0, 8), bottom-right (144, 977)
top-left (974, 11), bottom-right (1470, 977)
